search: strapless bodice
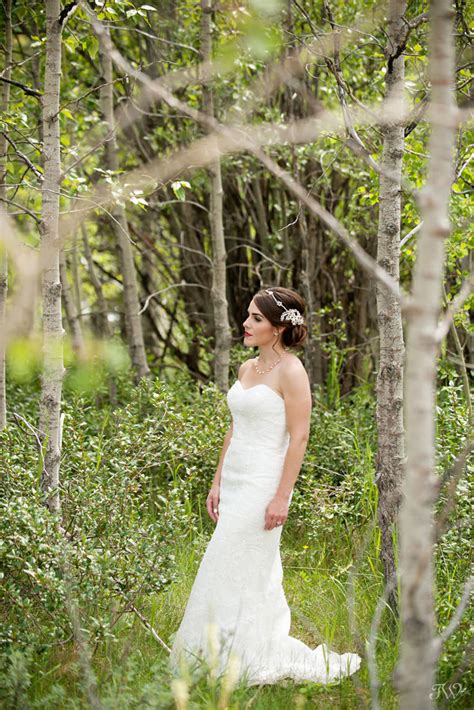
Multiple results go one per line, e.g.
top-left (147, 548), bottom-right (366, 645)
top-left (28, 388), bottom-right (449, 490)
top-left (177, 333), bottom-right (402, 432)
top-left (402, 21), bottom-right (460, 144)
top-left (226, 379), bottom-right (289, 452)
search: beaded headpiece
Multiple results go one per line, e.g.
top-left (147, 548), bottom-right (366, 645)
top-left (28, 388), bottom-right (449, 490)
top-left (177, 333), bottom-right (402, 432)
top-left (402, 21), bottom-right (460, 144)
top-left (264, 289), bottom-right (305, 326)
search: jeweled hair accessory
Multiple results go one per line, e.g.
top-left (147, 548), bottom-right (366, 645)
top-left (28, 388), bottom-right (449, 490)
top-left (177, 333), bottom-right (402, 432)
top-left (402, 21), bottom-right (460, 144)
top-left (265, 289), bottom-right (305, 326)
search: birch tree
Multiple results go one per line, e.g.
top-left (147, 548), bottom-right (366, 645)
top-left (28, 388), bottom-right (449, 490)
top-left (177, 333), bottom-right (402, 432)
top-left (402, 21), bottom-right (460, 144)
top-left (200, 0), bottom-right (232, 391)
top-left (395, 1), bottom-right (458, 705)
top-left (0, 0), bottom-right (12, 431)
top-left (39, 0), bottom-right (66, 515)
top-left (98, 28), bottom-right (150, 383)
top-left (374, 0), bottom-right (406, 614)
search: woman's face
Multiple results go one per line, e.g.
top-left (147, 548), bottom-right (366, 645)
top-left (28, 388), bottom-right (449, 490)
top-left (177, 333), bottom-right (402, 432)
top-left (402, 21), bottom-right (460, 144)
top-left (242, 298), bottom-right (279, 346)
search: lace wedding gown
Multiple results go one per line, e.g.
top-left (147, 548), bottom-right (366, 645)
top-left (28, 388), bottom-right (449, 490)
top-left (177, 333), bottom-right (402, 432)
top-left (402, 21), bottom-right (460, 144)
top-left (169, 379), bottom-right (362, 686)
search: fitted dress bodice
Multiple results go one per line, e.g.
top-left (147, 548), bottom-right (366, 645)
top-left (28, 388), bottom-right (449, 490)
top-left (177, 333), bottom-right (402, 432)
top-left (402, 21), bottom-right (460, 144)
top-left (218, 380), bottom-right (292, 519)
top-left (227, 380), bottom-right (290, 452)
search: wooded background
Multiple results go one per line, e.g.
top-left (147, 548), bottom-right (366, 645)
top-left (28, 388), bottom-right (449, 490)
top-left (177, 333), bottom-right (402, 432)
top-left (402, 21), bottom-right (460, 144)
top-left (0, 1), bottom-right (472, 708)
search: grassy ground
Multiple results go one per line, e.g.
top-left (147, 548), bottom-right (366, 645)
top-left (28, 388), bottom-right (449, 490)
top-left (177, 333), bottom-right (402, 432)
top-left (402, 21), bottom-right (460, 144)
top-left (23, 514), bottom-right (401, 709)
top-left (2, 373), bottom-right (471, 708)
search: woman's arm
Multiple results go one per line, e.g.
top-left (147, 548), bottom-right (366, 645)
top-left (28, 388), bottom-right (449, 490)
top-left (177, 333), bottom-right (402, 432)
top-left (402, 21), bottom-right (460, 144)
top-left (212, 361), bottom-right (249, 488)
top-left (211, 420), bottom-right (233, 488)
top-left (208, 421), bottom-right (233, 523)
top-left (274, 364), bottom-right (311, 499)
top-left (264, 362), bottom-right (311, 530)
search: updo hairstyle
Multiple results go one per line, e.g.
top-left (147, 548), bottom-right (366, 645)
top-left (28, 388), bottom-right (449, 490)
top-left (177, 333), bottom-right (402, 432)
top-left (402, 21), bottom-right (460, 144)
top-left (253, 286), bottom-right (308, 349)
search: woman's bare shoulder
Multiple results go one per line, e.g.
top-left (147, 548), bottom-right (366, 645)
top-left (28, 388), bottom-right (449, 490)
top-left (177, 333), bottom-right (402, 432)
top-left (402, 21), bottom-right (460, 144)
top-left (282, 352), bottom-right (305, 371)
top-left (280, 354), bottom-right (309, 385)
top-left (238, 358), bottom-right (256, 379)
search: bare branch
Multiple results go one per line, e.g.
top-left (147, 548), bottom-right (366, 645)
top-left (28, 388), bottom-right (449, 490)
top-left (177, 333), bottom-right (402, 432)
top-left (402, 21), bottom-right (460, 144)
top-left (78, 4), bottom-right (406, 306)
top-left (138, 280), bottom-right (210, 316)
top-left (401, 147), bottom-right (473, 249)
top-left (1, 132), bottom-right (44, 180)
top-left (129, 603), bottom-right (172, 654)
top-left (435, 436), bottom-right (474, 541)
top-left (432, 575), bottom-right (474, 657)
top-left (435, 272), bottom-right (474, 342)
top-left (252, 145), bottom-right (405, 304)
top-left (386, 11), bottom-right (430, 71)
top-left (400, 221), bottom-right (423, 248)
top-left (12, 412), bottom-right (43, 452)
top-left (0, 196), bottom-right (41, 224)
top-left (0, 75), bottom-right (42, 98)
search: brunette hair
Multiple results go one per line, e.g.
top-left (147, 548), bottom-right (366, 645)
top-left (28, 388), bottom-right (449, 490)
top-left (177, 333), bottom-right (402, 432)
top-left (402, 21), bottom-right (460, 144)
top-left (253, 286), bottom-right (308, 350)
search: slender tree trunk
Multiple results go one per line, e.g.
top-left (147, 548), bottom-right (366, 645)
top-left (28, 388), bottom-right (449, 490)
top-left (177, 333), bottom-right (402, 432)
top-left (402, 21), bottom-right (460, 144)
top-left (200, 0), bottom-right (231, 391)
top-left (299, 211), bottom-right (316, 396)
top-left (39, 0), bottom-right (65, 515)
top-left (70, 231), bottom-right (82, 316)
top-left (461, 253), bottom-right (474, 370)
top-left (82, 225), bottom-right (111, 338)
top-left (0, 0), bottom-right (12, 430)
top-left (395, 1), bottom-right (457, 706)
top-left (374, 0), bottom-right (407, 614)
top-left (354, 272), bottom-right (369, 382)
top-left (59, 249), bottom-right (85, 357)
top-left (81, 225), bottom-right (117, 404)
top-left (98, 30), bottom-right (150, 383)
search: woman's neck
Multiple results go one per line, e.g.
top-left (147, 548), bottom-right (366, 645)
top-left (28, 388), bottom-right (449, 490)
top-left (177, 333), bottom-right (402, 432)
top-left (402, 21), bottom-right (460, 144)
top-left (256, 345), bottom-right (286, 365)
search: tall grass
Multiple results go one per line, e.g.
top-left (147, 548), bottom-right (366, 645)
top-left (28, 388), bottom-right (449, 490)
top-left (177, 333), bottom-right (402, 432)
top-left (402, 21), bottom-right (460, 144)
top-left (0, 362), bottom-right (471, 708)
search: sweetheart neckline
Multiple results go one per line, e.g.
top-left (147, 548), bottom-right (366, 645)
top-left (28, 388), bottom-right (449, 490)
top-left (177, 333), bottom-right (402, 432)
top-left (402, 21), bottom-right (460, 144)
top-left (234, 379), bottom-right (285, 403)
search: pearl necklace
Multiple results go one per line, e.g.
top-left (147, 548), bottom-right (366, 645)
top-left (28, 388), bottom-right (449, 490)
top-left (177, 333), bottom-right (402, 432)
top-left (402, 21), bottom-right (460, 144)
top-left (253, 354), bottom-right (282, 375)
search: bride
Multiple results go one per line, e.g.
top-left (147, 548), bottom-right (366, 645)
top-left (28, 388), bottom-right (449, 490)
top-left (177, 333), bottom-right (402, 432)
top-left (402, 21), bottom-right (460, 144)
top-left (169, 286), bottom-right (362, 686)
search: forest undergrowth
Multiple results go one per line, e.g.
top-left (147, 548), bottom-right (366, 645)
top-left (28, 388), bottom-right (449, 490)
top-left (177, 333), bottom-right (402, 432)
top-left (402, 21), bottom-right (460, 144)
top-left (0, 360), bottom-right (471, 709)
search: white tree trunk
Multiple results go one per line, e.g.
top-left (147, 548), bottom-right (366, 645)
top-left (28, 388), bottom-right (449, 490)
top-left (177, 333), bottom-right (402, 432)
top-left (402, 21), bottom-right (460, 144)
top-left (395, 1), bottom-right (457, 706)
top-left (39, 0), bottom-right (65, 515)
top-left (59, 249), bottom-right (85, 357)
top-left (98, 31), bottom-right (150, 383)
top-left (0, 0), bottom-right (12, 430)
top-left (200, 0), bottom-right (232, 391)
top-left (375, 0), bottom-right (406, 613)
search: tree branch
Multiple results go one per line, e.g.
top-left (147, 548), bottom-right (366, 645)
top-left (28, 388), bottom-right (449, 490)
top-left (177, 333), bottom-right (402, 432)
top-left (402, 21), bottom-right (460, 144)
top-left (81, 2), bottom-right (406, 306)
top-left (58, 0), bottom-right (80, 26)
top-left (432, 575), bottom-right (474, 657)
top-left (435, 272), bottom-right (474, 342)
top-left (0, 75), bottom-right (42, 98)
top-left (0, 196), bottom-right (41, 224)
top-left (435, 436), bottom-right (474, 541)
top-left (1, 131), bottom-right (44, 180)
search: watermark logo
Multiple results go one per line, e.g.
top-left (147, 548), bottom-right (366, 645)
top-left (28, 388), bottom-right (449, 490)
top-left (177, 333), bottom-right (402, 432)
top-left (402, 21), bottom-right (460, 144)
top-left (429, 682), bottom-right (467, 700)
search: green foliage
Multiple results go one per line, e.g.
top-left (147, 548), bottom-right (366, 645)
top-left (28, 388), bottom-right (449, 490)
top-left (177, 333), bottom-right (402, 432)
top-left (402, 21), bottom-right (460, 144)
top-left (0, 375), bottom-right (226, 683)
top-left (290, 379), bottom-right (377, 547)
top-left (1, 361), bottom-right (472, 706)
top-left (2, 0), bottom-right (473, 706)
top-left (6, 335), bottom-right (130, 392)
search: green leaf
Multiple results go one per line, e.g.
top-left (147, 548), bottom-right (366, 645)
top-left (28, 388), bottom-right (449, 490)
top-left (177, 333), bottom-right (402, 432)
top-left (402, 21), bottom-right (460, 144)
top-left (171, 181), bottom-right (188, 201)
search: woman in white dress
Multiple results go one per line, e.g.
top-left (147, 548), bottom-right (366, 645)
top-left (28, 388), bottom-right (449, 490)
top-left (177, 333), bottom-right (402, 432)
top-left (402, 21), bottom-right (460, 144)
top-left (169, 287), bottom-right (362, 686)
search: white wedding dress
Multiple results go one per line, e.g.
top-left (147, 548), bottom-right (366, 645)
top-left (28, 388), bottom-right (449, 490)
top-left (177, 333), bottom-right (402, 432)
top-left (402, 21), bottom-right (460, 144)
top-left (169, 379), bottom-right (362, 686)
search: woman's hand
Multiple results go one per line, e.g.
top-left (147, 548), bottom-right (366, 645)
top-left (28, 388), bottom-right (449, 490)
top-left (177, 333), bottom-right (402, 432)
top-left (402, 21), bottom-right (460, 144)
top-left (264, 494), bottom-right (289, 530)
top-left (206, 482), bottom-right (220, 523)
